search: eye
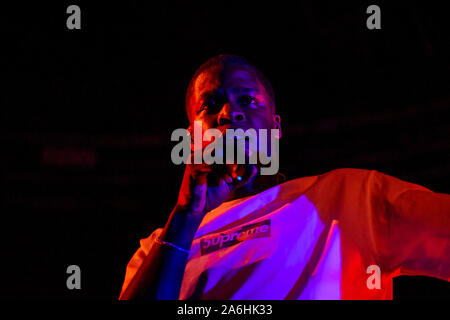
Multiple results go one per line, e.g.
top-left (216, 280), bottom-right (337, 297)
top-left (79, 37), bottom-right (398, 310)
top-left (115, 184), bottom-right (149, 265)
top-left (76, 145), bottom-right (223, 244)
top-left (238, 95), bottom-right (258, 107)
top-left (199, 97), bottom-right (222, 113)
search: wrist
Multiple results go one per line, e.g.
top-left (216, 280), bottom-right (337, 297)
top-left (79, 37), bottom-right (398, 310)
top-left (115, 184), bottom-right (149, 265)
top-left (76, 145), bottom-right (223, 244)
top-left (162, 207), bottom-right (203, 249)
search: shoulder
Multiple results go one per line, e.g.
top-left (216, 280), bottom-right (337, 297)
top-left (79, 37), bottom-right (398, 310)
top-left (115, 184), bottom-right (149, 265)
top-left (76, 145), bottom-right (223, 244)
top-left (310, 168), bottom-right (424, 192)
top-left (320, 168), bottom-right (375, 178)
top-left (270, 168), bottom-right (376, 202)
top-left (286, 168), bottom-right (376, 186)
top-left (313, 168), bottom-right (432, 197)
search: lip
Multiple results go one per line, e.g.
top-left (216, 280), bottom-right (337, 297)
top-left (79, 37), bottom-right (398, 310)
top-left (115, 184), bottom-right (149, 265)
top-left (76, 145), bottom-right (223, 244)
top-left (216, 124), bottom-right (249, 135)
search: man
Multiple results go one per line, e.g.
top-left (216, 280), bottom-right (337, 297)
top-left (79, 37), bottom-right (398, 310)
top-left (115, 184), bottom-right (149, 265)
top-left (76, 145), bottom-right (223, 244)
top-left (119, 55), bottom-right (450, 300)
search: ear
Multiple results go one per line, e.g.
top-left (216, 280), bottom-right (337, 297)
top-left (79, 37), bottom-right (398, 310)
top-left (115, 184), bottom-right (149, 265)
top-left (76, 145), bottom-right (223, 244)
top-left (187, 125), bottom-right (194, 143)
top-left (273, 114), bottom-right (282, 139)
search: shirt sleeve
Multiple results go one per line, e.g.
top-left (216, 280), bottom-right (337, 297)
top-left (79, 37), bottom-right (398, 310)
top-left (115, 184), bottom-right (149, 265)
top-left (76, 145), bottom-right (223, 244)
top-left (118, 228), bottom-right (163, 299)
top-left (372, 171), bottom-right (450, 281)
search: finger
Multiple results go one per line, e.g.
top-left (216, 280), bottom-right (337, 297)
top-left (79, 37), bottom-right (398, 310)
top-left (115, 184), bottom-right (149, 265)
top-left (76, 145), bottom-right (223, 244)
top-left (226, 164), bottom-right (257, 188)
top-left (224, 173), bottom-right (233, 184)
top-left (240, 164), bottom-right (258, 184)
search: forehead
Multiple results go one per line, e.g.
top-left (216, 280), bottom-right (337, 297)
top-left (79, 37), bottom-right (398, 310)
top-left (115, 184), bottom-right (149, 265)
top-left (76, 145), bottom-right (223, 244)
top-left (192, 64), bottom-right (263, 100)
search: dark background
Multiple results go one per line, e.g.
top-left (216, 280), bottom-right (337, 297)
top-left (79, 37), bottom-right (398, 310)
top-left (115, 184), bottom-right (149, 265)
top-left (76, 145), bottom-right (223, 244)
top-left (1, 1), bottom-right (449, 299)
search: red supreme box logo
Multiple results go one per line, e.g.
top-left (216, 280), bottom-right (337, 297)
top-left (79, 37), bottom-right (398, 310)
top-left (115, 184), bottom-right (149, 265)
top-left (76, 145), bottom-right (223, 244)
top-left (200, 220), bottom-right (271, 255)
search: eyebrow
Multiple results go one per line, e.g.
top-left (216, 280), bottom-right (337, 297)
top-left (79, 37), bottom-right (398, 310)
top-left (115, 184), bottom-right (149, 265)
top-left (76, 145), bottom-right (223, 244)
top-left (200, 90), bottom-right (221, 102)
top-left (229, 87), bottom-right (259, 95)
top-left (199, 87), bottom-right (259, 103)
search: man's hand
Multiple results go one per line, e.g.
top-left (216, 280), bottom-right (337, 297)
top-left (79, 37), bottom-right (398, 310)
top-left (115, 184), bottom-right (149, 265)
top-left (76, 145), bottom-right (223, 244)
top-left (175, 159), bottom-right (258, 222)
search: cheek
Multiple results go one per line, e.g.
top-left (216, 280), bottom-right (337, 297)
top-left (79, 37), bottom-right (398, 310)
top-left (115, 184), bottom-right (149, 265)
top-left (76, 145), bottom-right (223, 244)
top-left (247, 110), bottom-right (273, 130)
top-left (192, 113), bottom-right (216, 130)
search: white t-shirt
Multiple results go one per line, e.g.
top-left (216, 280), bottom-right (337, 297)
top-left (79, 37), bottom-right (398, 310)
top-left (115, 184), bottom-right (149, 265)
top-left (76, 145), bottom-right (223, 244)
top-left (120, 168), bottom-right (450, 299)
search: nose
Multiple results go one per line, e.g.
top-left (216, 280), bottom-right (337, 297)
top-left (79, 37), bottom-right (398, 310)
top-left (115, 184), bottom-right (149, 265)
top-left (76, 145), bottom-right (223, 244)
top-left (217, 103), bottom-right (246, 126)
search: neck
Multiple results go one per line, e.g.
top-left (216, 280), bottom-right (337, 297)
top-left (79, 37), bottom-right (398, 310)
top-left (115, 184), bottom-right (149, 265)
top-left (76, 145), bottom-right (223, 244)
top-left (229, 172), bottom-right (284, 201)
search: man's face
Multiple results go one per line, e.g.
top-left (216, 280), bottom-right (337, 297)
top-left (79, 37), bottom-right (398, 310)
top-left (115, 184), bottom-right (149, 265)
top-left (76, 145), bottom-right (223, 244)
top-left (187, 63), bottom-right (275, 134)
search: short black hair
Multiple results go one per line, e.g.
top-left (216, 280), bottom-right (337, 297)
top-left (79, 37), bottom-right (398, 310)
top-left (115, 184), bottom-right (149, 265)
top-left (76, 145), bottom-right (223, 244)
top-left (185, 54), bottom-right (276, 119)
